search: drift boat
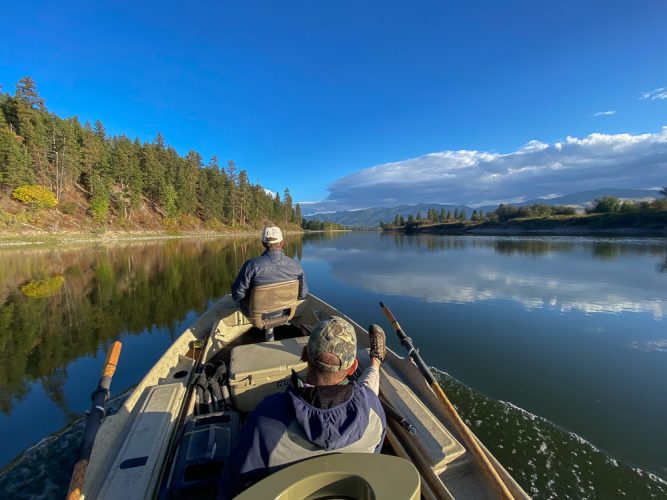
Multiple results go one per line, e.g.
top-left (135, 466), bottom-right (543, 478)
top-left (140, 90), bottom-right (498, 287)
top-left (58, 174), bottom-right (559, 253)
top-left (75, 290), bottom-right (529, 499)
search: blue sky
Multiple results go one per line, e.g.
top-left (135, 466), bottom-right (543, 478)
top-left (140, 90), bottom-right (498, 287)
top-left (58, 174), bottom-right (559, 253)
top-left (1, 1), bottom-right (666, 211)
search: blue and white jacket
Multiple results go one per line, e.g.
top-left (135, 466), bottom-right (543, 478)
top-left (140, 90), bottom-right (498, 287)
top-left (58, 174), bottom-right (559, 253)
top-left (219, 370), bottom-right (386, 498)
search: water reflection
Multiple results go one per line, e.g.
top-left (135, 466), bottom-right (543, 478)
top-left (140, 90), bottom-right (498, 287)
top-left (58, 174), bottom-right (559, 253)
top-left (0, 237), bottom-right (304, 417)
top-left (300, 232), bottom-right (667, 476)
top-left (303, 233), bottom-right (667, 319)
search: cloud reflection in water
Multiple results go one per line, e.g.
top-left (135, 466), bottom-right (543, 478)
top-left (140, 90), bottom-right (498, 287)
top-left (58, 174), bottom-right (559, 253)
top-left (304, 234), bottom-right (667, 320)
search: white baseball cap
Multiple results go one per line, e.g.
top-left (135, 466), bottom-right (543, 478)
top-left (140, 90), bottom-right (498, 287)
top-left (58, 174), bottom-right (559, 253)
top-left (262, 226), bottom-right (283, 244)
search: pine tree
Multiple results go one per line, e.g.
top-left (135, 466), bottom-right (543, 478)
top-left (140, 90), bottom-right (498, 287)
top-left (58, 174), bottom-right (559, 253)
top-left (273, 192), bottom-right (281, 221)
top-left (0, 127), bottom-right (33, 187)
top-left (283, 188), bottom-right (293, 225)
top-left (225, 160), bottom-right (238, 225)
top-left (14, 78), bottom-right (49, 180)
top-left (439, 208), bottom-right (446, 223)
top-left (446, 210), bottom-right (453, 221)
top-left (295, 203), bottom-right (302, 226)
top-left (238, 170), bottom-right (250, 225)
top-left (398, 214), bottom-right (405, 226)
top-left (16, 76), bottom-right (45, 111)
top-left (110, 136), bottom-right (142, 219)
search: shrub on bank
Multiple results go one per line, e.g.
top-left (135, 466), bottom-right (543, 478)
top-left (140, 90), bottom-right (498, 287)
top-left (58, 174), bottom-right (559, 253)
top-left (162, 217), bottom-right (180, 234)
top-left (89, 194), bottom-right (109, 222)
top-left (12, 185), bottom-right (58, 209)
top-left (204, 217), bottom-right (224, 231)
top-left (59, 202), bottom-right (78, 215)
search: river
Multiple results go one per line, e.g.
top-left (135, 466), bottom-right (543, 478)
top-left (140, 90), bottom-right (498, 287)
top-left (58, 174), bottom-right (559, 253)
top-left (0, 232), bottom-right (666, 498)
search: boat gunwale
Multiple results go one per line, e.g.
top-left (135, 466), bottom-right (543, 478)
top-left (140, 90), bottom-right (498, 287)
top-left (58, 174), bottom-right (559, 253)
top-left (82, 293), bottom-right (529, 499)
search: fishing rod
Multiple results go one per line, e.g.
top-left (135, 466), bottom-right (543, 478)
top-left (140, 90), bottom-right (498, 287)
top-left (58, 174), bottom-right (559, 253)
top-left (67, 340), bottom-right (122, 500)
top-left (381, 397), bottom-right (417, 436)
top-left (379, 302), bottom-right (514, 500)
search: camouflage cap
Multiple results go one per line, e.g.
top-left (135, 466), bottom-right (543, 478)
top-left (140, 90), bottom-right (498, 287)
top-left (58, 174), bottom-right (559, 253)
top-left (307, 316), bottom-right (357, 372)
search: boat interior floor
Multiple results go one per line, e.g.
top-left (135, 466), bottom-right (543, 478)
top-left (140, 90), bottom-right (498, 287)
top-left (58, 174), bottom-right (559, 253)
top-left (162, 322), bottom-right (403, 500)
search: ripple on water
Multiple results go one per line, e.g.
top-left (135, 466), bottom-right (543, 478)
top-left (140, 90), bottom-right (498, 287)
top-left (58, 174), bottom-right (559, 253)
top-left (433, 369), bottom-right (667, 499)
top-left (0, 392), bottom-right (129, 499)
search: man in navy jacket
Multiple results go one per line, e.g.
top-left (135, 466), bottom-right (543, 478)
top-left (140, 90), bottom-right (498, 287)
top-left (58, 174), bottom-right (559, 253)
top-left (219, 316), bottom-right (387, 498)
top-left (231, 226), bottom-right (307, 315)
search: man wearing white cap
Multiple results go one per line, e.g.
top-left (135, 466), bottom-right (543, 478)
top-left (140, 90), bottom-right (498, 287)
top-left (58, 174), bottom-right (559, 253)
top-left (231, 226), bottom-right (308, 314)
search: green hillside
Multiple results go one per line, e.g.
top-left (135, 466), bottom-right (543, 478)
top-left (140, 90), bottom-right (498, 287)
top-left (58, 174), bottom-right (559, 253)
top-left (0, 77), bottom-right (301, 233)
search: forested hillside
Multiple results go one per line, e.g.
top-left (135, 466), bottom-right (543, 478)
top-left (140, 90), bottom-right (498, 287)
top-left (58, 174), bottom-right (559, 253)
top-left (0, 77), bottom-right (301, 232)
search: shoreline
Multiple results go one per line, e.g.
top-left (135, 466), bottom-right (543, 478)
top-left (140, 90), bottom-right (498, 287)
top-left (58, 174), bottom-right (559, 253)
top-left (386, 227), bottom-right (667, 237)
top-left (0, 229), bottom-right (305, 248)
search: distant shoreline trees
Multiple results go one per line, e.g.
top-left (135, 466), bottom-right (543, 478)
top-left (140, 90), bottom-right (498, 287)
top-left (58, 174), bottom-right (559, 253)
top-left (301, 218), bottom-right (348, 231)
top-left (380, 197), bottom-right (667, 231)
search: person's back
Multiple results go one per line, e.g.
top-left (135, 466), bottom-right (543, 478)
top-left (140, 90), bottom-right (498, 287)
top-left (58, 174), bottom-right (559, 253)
top-left (219, 317), bottom-right (387, 498)
top-left (231, 226), bottom-right (307, 311)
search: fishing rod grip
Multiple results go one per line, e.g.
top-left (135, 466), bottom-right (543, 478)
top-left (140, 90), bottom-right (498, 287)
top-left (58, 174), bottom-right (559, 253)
top-left (379, 302), bottom-right (403, 335)
top-left (102, 341), bottom-right (122, 379)
top-left (66, 459), bottom-right (88, 500)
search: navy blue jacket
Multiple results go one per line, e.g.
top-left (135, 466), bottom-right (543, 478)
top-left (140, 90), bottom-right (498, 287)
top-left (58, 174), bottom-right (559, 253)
top-left (219, 381), bottom-right (386, 498)
top-left (231, 250), bottom-right (307, 304)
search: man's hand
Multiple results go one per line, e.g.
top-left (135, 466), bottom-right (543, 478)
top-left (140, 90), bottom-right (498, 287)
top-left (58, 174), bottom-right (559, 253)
top-left (368, 324), bottom-right (386, 365)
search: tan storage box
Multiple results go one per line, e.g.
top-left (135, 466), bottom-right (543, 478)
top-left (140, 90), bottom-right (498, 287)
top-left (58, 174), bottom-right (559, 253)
top-left (229, 337), bottom-right (309, 412)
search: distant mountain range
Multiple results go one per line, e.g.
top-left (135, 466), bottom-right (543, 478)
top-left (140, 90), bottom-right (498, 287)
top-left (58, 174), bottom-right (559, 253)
top-left (303, 188), bottom-right (661, 228)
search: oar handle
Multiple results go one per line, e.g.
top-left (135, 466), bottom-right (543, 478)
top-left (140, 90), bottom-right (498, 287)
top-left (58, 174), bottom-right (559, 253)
top-left (379, 302), bottom-right (514, 500)
top-left (66, 459), bottom-right (88, 500)
top-left (67, 340), bottom-right (123, 500)
top-left (102, 341), bottom-right (122, 379)
top-left (379, 301), bottom-right (402, 335)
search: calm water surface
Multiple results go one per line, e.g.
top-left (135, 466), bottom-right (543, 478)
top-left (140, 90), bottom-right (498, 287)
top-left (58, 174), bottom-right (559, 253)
top-left (1, 232), bottom-right (666, 498)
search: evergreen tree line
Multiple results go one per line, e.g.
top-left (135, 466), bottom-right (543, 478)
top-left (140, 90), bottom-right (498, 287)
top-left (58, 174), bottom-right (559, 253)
top-left (381, 203), bottom-right (581, 228)
top-left (0, 77), bottom-right (300, 227)
top-left (381, 207), bottom-right (483, 229)
top-left (301, 218), bottom-right (347, 231)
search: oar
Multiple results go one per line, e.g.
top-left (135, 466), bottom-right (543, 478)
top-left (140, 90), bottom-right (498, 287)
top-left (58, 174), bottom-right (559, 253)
top-left (379, 302), bottom-right (514, 500)
top-left (66, 340), bottom-right (122, 500)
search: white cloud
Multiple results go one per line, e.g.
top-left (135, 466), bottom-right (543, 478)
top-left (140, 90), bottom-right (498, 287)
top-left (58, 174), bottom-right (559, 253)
top-left (305, 127), bottom-right (667, 212)
top-left (592, 110), bottom-right (616, 116)
top-left (640, 87), bottom-right (667, 101)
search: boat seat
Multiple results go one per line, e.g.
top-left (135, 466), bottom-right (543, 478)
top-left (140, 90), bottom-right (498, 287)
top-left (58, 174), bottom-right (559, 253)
top-left (228, 337), bottom-right (309, 412)
top-left (235, 453), bottom-right (421, 500)
top-left (246, 280), bottom-right (300, 336)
